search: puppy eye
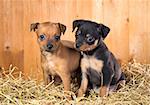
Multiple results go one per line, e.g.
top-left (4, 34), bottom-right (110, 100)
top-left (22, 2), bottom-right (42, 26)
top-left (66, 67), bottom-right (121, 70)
top-left (54, 35), bottom-right (60, 41)
top-left (39, 34), bottom-right (46, 41)
top-left (87, 36), bottom-right (95, 43)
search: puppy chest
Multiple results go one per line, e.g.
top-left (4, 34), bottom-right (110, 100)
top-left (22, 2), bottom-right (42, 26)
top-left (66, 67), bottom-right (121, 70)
top-left (81, 56), bottom-right (104, 88)
top-left (81, 56), bottom-right (104, 73)
top-left (42, 61), bottom-right (57, 75)
top-left (42, 55), bottom-right (64, 75)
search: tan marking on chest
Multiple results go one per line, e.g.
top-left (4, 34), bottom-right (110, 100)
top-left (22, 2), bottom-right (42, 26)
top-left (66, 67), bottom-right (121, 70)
top-left (42, 52), bottom-right (65, 76)
top-left (81, 55), bottom-right (103, 73)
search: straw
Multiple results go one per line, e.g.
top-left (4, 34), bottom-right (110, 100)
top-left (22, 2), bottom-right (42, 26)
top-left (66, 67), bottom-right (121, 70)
top-left (0, 60), bottom-right (150, 105)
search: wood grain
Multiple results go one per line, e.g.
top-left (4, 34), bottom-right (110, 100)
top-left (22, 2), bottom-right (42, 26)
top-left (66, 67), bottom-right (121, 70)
top-left (103, 0), bottom-right (129, 62)
top-left (0, 0), bottom-right (150, 80)
top-left (129, 0), bottom-right (148, 63)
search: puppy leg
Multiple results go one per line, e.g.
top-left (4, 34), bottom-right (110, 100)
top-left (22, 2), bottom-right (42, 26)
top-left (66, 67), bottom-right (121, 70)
top-left (43, 69), bottom-right (52, 85)
top-left (60, 73), bottom-right (71, 91)
top-left (78, 73), bottom-right (88, 97)
top-left (100, 86), bottom-right (109, 97)
top-left (99, 70), bottom-right (112, 97)
top-left (60, 73), bottom-right (72, 100)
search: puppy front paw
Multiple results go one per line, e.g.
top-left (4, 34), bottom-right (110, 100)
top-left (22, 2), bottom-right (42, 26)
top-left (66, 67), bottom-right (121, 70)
top-left (99, 86), bottom-right (109, 97)
top-left (77, 89), bottom-right (85, 97)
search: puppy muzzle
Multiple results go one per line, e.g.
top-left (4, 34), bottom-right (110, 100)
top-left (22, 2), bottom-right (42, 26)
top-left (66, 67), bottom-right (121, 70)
top-left (44, 42), bottom-right (54, 52)
top-left (47, 43), bottom-right (53, 50)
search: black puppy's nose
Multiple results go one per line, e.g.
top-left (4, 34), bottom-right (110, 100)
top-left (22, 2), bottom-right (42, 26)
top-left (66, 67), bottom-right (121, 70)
top-left (76, 43), bottom-right (81, 49)
top-left (47, 43), bottom-right (53, 49)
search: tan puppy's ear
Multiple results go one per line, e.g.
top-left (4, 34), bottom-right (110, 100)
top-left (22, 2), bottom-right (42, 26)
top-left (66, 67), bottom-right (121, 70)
top-left (30, 22), bottom-right (39, 32)
top-left (58, 23), bottom-right (66, 35)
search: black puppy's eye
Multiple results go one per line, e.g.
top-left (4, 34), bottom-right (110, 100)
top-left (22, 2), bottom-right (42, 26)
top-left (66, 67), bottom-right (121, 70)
top-left (39, 34), bottom-right (46, 41)
top-left (54, 35), bottom-right (60, 41)
top-left (87, 36), bottom-right (95, 43)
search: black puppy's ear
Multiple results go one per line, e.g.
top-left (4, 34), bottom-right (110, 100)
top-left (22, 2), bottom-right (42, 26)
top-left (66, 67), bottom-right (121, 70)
top-left (30, 22), bottom-right (39, 32)
top-left (72, 20), bottom-right (86, 32)
top-left (97, 24), bottom-right (110, 39)
top-left (58, 23), bottom-right (66, 35)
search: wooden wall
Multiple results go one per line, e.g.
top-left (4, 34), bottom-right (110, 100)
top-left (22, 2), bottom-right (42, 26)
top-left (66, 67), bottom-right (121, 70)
top-left (0, 0), bottom-right (150, 80)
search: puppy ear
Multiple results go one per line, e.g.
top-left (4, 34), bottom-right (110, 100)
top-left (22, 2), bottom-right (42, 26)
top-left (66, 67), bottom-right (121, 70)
top-left (97, 24), bottom-right (110, 39)
top-left (58, 23), bottom-right (66, 35)
top-left (30, 22), bottom-right (39, 32)
top-left (72, 20), bottom-right (86, 32)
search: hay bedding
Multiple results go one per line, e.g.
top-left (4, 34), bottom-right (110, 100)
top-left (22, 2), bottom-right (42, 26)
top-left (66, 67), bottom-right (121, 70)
top-left (0, 60), bottom-right (150, 105)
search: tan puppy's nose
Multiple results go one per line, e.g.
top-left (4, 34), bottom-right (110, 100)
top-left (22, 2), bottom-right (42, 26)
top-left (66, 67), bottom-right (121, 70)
top-left (47, 43), bottom-right (53, 50)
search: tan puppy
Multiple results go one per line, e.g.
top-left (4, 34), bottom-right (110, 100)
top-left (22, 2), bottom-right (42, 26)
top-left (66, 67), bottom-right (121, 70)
top-left (30, 22), bottom-right (80, 92)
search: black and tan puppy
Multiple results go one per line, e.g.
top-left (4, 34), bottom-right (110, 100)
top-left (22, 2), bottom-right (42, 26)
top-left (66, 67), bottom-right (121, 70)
top-left (72, 19), bottom-right (125, 97)
top-left (30, 22), bottom-right (81, 92)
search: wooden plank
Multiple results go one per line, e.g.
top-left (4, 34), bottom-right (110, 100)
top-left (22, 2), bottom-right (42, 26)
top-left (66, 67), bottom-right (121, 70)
top-left (0, 0), bottom-right (4, 68)
top-left (103, 0), bottom-right (129, 63)
top-left (76, 0), bottom-right (93, 20)
top-left (92, 0), bottom-right (104, 23)
top-left (129, 0), bottom-right (148, 63)
top-left (147, 0), bottom-right (150, 63)
top-left (62, 0), bottom-right (77, 41)
top-left (1, 0), bottom-right (13, 69)
top-left (49, 0), bottom-right (77, 41)
top-left (0, 0), bottom-right (24, 72)
top-left (11, 0), bottom-right (24, 70)
top-left (23, 0), bottom-right (43, 80)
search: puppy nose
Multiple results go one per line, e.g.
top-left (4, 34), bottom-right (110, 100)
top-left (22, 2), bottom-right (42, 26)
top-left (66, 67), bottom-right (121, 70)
top-left (76, 43), bottom-right (81, 48)
top-left (47, 43), bottom-right (53, 49)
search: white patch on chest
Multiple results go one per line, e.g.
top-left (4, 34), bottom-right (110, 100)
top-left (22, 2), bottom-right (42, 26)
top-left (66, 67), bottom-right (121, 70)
top-left (42, 52), bottom-right (61, 75)
top-left (81, 55), bottom-right (103, 73)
